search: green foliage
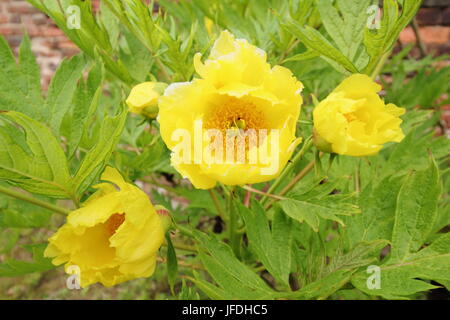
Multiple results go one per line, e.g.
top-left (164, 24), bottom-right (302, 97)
top-left (165, 233), bottom-right (178, 294)
top-left (0, 244), bottom-right (55, 277)
top-left (0, 195), bottom-right (52, 229)
top-left (279, 179), bottom-right (361, 231)
top-left (282, 0), bottom-right (422, 76)
top-left (192, 231), bottom-right (280, 299)
top-left (363, 0), bottom-right (422, 75)
top-left (0, 0), bottom-right (447, 301)
top-left (0, 112), bottom-right (72, 198)
top-left (239, 200), bottom-right (293, 287)
top-left (0, 35), bottom-right (44, 120)
top-left (0, 36), bottom-right (127, 201)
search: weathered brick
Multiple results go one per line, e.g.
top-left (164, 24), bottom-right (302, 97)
top-left (0, 14), bottom-right (7, 24)
top-left (45, 27), bottom-right (65, 37)
top-left (8, 1), bottom-right (38, 14)
top-left (443, 8), bottom-right (450, 26)
top-left (399, 26), bottom-right (416, 43)
top-left (420, 26), bottom-right (450, 44)
top-left (400, 26), bottom-right (450, 45)
top-left (428, 42), bottom-right (450, 54)
top-left (31, 13), bottom-right (49, 25)
top-left (0, 24), bottom-right (24, 36)
top-left (423, 0), bottom-right (450, 7)
top-left (417, 8), bottom-right (442, 25)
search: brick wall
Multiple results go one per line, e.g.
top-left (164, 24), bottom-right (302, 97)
top-left (0, 0), bottom-right (449, 85)
top-left (400, 2), bottom-right (450, 57)
top-left (0, 0), bottom-right (83, 88)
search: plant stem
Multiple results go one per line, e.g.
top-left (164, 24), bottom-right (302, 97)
top-left (261, 136), bottom-right (313, 205)
top-left (176, 224), bottom-right (195, 237)
top-left (370, 50), bottom-right (391, 80)
top-left (228, 187), bottom-right (240, 257)
top-left (208, 189), bottom-right (227, 222)
top-left (241, 185), bottom-right (287, 201)
top-left (162, 239), bottom-right (197, 253)
top-left (157, 256), bottom-right (204, 270)
top-left (279, 155), bottom-right (320, 197)
top-left (354, 159), bottom-right (361, 193)
top-left (264, 154), bottom-right (320, 210)
top-left (155, 57), bottom-right (172, 82)
top-left (0, 185), bottom-right (70, 215)
top-left (411, 18), bottom-right (427, 58)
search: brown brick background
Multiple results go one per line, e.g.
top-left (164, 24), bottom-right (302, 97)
top-left (0, 0), bottom-right (85, 88)
top-left (0, 0), bottom-right (449, 84)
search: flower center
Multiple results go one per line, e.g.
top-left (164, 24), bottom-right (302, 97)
top-left (204, 97), bottom-right (267, 132)
top-left (344, 113), bottom-right (357, 123)
top-left (105, 213), bottom-right (125, 236)
top-left (203, 98), bottom-right (269, 162)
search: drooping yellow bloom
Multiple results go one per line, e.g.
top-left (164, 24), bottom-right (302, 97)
top-left (44, 167), bottom-right (165, 287)
top-left (126, 82), bottom-right (167, 118)
top-left (313, 74), bottom-right (405, 156)
top-left (158, 30), bottom-right (303, 189)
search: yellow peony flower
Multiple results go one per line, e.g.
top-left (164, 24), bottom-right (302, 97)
top-left (313, 74), bottom-right (405, 156)
top-left (126, 82), bottom-right (167, 118)
top-left (44, 167), bottom-right (165, 287)
top-left (158, 30), bottom-right (303, 189)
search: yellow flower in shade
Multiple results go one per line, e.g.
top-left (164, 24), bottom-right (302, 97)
top-left (158, 30), bottom-right (303, 189)
top-left (44, 167), bottom-right (165, 287)
top-left (313, 74), bottom-right (405, 156)
top-left (126, 82), bottom-right (167, 118)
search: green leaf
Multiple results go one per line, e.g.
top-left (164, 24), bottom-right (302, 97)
top-left (66, 63), bottom-right (104, 158)
top-left (178, 279), bottom-right (200, 300)
top-left (279, 193), bottom-right (360, 232)
top-left (239, 200), bottom-right (292, 287)
top-left (72, 106), bottom-right (127, 195)
top-left (193, 231), bottom-right (278, 300)
top-left (364, 0), bottom-right (422, 74)
top-left (391, 156), bottom-right (441, 262)
top-left (352, 233), bottom-right (450, 299)
top-left (0, 228), bottom-right (20, 254)
top-left (0, 111), bottom-right (72, 198)
top-left (344, 175), bottom-right (404, 247)
top-left (297, 269), bottom-right (354, 300)
top-left (284, 50), bottom-right (319, 63)
top-left (165, 233), bottom-right (178, 294)
top-left (0, 243), bottom-right (55, 277)
top-left (316, 0), bottom-right (373, 61)
top-left (384, 121), bottom-right (450, 177)
top-left (282, 21), bottom-right (359, 74)
top-left (46, 55), bottom-right (85, 136)
top-left (0, 35), bottom-right (44, 120)
top-left (296, 240), bottom-right (388, 299)
top-left (0, 196), bottom-right (52, 228)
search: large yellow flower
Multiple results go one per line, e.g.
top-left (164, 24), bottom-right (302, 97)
top-left (44, 167), bottom-right (165, 287)
top-left (313, 74), bottom-right (405, 156)
top-left (158, 30), bottom-right (303, 189)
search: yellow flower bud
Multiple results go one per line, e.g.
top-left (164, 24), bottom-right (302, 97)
top-left (313, 74), bottom-right (405, 156)
top-left (155, 205), bottom-right (172, 231)
top-left (44, 167), bottom-right (165, 287)
top-left (126, 82), bottom-right (167, 118)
